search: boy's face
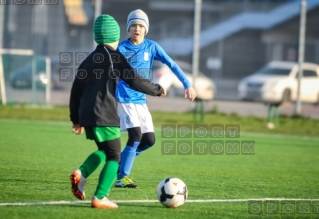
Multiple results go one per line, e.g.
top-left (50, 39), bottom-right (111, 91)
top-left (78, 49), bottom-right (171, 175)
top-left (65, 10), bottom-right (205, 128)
top-left (129, 24), bottom-right (146, 41)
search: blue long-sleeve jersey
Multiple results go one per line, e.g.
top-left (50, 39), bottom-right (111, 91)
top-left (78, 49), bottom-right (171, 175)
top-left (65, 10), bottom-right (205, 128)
top-left (116, 38), bottom-right (192, 104)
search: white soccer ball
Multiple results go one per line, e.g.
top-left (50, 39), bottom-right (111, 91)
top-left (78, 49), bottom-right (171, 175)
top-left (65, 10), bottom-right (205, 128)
top-left (156, 177), bottom-right (188, 208)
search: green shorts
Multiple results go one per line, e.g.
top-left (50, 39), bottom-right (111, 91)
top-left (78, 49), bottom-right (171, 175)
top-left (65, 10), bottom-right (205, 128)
top-left (85, 126), bottom-right (120, 142)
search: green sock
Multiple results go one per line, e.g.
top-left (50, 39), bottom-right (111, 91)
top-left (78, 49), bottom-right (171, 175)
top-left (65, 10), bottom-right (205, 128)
top-left (274, 107), bottom-right (279, 126)
top-left (267, 106), bottom-right (272, 123)
top-left (79, 150), bottom-right (106, 178)
top-left (94, 160), bottom-right (118, 199)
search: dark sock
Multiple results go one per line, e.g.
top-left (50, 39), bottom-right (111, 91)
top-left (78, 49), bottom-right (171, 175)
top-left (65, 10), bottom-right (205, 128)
top-left (136, 144), bottom-right (152, 156)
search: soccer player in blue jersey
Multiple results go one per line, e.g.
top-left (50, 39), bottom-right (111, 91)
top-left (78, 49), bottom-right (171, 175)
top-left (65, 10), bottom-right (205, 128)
top-left (115, 9), bottom-right (197, 188)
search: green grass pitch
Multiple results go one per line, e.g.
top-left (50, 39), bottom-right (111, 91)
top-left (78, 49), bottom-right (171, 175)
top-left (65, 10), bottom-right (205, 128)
top-left (0, 119), bottom-right (318, 219)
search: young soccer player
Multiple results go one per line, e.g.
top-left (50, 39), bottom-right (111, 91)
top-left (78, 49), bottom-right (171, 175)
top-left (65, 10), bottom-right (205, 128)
top-left (69, 14), bottom-right (165, 209)
top-left (115, 9), bottom-right (197, 188)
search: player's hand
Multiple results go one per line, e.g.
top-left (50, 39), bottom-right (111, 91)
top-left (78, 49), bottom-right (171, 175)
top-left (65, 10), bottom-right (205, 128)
top-left (184, 87), bottom-right (196, 101)
top-left (162, 87), bottom-right (167, 96)
top-left (72, 124), bottom-right (84, 135)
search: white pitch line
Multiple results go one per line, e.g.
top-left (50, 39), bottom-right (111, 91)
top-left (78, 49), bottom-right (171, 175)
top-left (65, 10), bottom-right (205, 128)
top-left (1, 198), bottom-right (319, 206)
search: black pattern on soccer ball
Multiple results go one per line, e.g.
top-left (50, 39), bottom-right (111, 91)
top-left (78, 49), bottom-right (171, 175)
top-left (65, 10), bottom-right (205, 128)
top-left (160, 186), bottom-right (174, 202)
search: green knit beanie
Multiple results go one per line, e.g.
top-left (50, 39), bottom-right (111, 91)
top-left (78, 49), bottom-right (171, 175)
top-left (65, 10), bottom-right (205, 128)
top-left (93, 14), bottom-right (120, 44)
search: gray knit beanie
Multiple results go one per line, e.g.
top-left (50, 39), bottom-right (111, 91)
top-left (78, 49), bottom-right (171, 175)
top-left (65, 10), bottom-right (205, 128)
top-left (126, 9), bottom-right (149, 34)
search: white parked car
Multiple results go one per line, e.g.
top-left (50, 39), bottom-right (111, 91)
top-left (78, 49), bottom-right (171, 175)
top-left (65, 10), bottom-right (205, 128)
top-left (238, 61), bottom-right (319, 105)
top-left (152, 61), bottom-right (216, 100)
